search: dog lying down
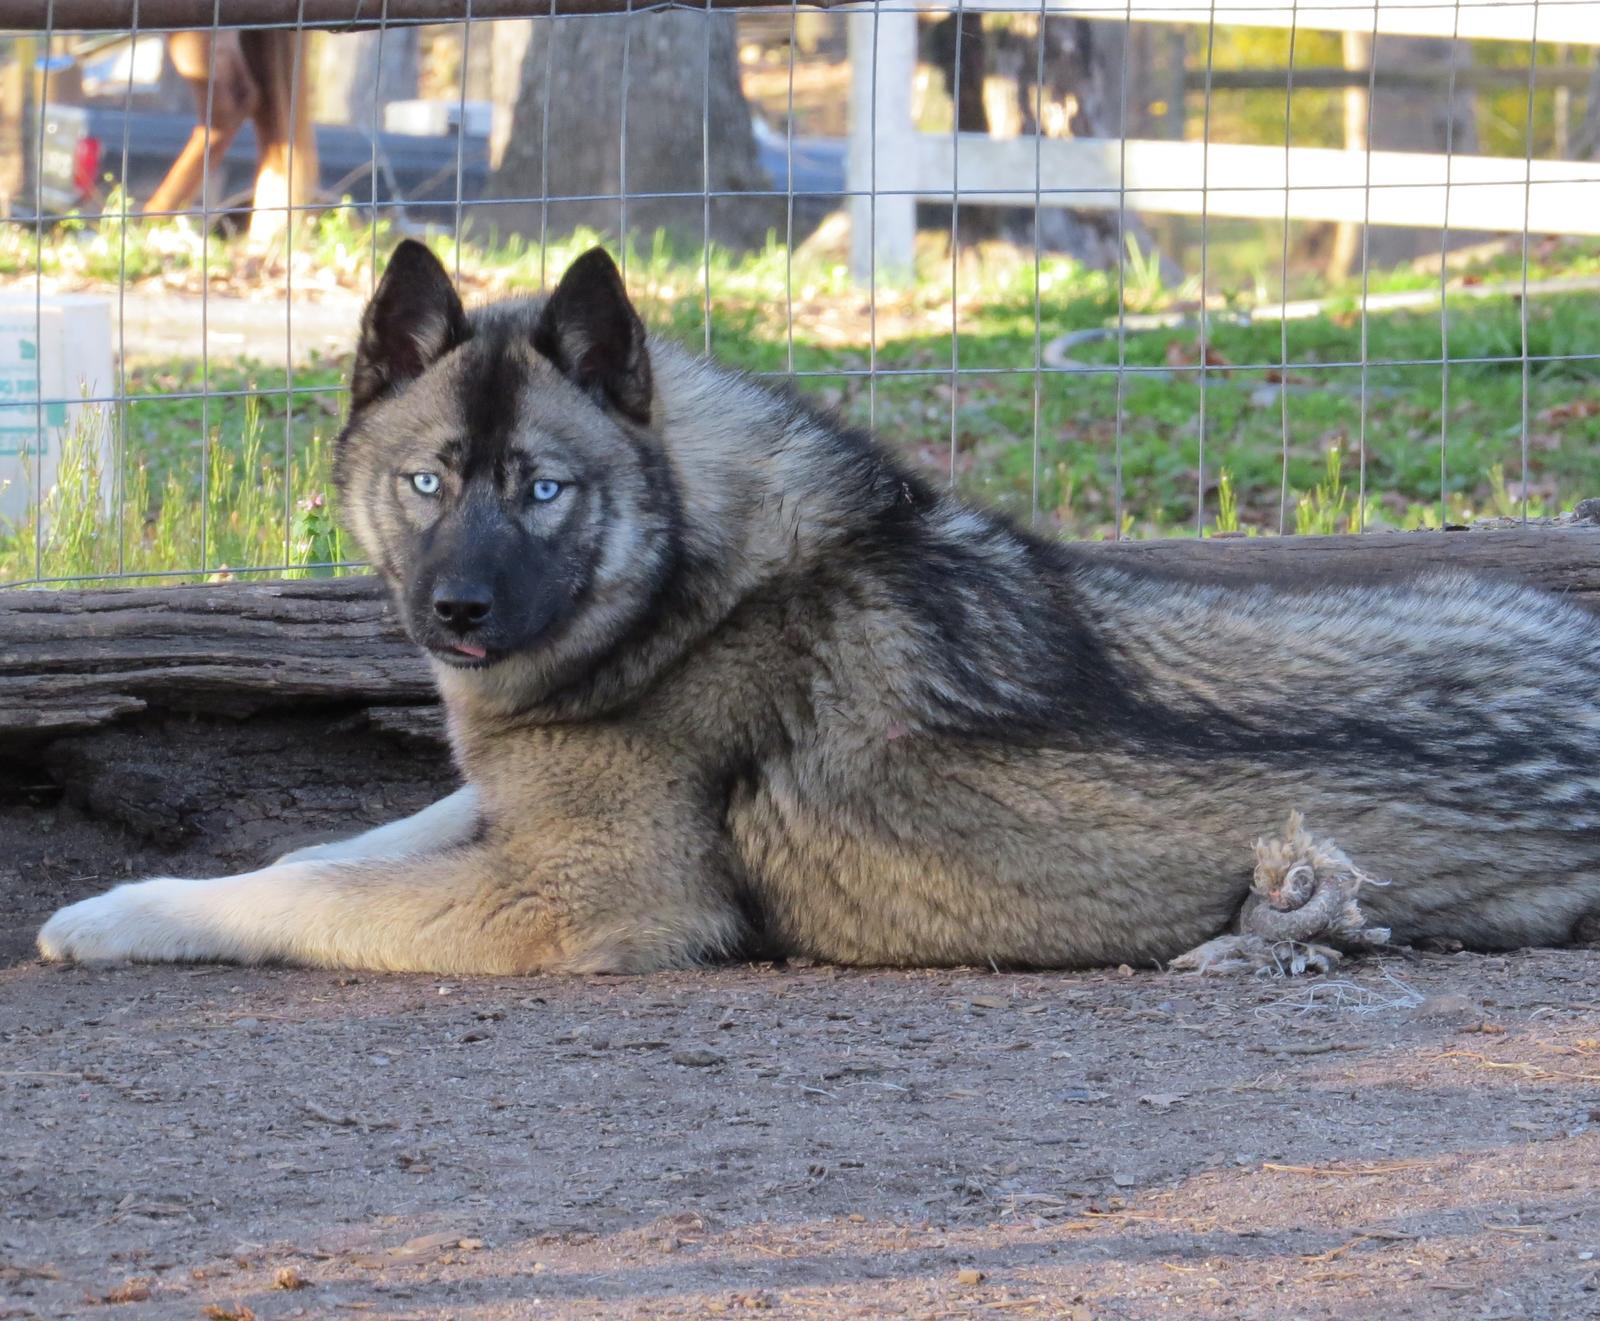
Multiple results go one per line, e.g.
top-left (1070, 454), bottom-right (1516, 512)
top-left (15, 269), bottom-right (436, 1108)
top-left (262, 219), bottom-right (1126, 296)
top-left (37, 241), bottom-right (1600, 976)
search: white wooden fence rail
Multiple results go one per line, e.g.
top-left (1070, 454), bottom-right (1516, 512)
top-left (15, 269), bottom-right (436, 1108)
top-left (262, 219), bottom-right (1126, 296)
top-left (912, 0), bottom-right (1600, 44)
top-left (846, 1), bottom-right (1600, 280)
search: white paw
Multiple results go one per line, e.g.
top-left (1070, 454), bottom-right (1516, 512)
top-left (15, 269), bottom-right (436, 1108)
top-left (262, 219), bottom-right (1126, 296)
top-left (37, 879), bottom-right (204, 964)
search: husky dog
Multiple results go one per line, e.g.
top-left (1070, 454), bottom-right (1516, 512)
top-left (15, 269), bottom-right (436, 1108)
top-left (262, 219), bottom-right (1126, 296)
top-left (37, 241), bottom-right (1600, 973)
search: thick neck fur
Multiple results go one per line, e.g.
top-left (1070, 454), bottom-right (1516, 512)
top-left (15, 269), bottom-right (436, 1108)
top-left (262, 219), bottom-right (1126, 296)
top-left (435, 332), bottom-right (1049, 732)
top-left (645, 338), bottom-right (920, 579)
top-left (438, 333), bottom-right (1124, 754)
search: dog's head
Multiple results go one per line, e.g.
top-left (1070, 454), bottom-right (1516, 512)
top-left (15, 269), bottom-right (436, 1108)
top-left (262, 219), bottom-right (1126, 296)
top-left (335, 241), bottom-right (679, 692)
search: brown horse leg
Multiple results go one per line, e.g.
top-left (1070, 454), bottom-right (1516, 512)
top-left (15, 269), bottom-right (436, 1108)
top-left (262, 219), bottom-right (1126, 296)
top-left (239, 29), bottom-right (318, 250)
top-left (145, 31), bottom-right (258, 219)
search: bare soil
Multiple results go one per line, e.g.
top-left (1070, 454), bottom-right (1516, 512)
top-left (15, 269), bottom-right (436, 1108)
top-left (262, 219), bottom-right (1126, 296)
top-left (4, 804), bottom-right (1600, 1320)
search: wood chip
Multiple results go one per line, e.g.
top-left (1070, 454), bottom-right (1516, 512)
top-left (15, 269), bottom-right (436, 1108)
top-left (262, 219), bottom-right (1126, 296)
top-left (102, 1278), bottom-right (152, 1303)
top-left (1303, 1230), bottom-right (1418, 1262)
top-left (672, 1049), bottom-right (725, 1068)
top-left (1264, 1160), bottom-right (1428, 1178)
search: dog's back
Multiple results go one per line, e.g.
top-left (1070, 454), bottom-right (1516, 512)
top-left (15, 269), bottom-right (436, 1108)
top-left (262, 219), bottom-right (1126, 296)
top-left (707, 530), bottom-right (1600, 965)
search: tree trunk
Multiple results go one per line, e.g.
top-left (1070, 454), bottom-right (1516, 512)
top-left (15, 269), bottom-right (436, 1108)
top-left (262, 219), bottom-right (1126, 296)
top-left (0, 37), bottom-right (27, 216)
top-left (490, 12), bottom-right (776, 252)
top-left (489, 19), bottom-right (534, 170)
top-left (1326, 30), bottom-right (1373, 285)
top-left (1030, 18), bottom-right (1153, 270)
top-left (926, 12), bottom-right (990, 137)
top-left (926, 15), bottom-right (1161, 268)
top-left (1125, 25), bottom-right (1186, 142)
top-left (925, 12), bottom-right (997, 241)
top-left (1576, 53), bottom-right (1600, 161)
top-left (1328, 35), bottom-right (1482, 279)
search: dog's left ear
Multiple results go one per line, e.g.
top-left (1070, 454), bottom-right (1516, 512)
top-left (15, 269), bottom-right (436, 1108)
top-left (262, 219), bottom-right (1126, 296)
top-left (533, 247), bottom-right (652, 425)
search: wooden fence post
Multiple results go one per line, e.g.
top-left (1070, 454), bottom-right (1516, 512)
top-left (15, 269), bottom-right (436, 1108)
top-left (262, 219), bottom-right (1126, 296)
top-left (848, 4), bottom-right (917, 285)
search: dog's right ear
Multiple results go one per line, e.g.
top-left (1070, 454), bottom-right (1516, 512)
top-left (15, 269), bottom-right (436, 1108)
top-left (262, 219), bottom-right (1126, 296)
top-left (350, 240), bottom-right (468, 412)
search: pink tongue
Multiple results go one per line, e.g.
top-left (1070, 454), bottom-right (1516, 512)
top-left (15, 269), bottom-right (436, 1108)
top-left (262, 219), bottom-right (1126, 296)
top-left (452, 643), bottom-right (488, 660)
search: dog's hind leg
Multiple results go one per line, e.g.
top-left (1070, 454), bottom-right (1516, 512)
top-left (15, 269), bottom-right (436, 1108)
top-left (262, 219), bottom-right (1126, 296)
top-left (275, 785), bottom-right (482, 866)
top-left (38, 823), bottom-right (743, 976)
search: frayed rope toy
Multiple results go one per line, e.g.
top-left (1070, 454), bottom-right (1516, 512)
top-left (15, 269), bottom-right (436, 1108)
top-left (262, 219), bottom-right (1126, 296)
top-left (1172, 810), bottom-right (1392, 976)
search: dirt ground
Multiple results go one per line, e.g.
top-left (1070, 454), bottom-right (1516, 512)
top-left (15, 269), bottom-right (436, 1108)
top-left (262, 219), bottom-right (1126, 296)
top-left (4, 805), bottom-right (1600, 1321)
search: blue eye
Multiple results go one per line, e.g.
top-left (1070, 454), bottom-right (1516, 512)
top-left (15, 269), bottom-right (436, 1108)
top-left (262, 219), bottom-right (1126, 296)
top-left (532, 479), bottom-right (563, 503)
top-left (411, 472), bottom-right (441, 496)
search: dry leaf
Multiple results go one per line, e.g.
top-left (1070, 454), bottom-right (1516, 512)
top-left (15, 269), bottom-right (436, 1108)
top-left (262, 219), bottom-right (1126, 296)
top-left (102, 1278), bottom-right (152, 1303)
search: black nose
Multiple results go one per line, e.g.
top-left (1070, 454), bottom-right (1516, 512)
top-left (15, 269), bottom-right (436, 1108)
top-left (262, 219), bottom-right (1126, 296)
top-left (432, 582), bottom-right (493, 633)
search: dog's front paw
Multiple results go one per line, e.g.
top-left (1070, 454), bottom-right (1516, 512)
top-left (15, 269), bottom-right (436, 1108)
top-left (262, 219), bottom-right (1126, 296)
top-left (37, 879), bottom-right (202, 964)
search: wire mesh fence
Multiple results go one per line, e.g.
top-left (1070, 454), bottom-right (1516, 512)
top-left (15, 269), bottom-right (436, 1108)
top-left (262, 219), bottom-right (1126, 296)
top-left (2, 0), bottom-right (1598, 589)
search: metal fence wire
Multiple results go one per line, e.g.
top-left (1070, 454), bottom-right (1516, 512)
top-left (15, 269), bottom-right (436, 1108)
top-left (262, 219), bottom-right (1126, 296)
top-left (3, 0), bottom-right (1599, 588)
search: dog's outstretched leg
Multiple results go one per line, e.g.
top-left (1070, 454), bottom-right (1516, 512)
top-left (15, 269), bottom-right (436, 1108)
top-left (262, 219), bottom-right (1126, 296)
top-left (275, 785), bottom-right (482, 866)
top-left (38, 830), bottom-right (742, 975)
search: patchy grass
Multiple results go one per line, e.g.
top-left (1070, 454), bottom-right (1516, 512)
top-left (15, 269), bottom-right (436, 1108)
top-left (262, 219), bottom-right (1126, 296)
top-left (0, 383), bottom-right (346, 587)
top-left (4, 215), bottom-right (1599, 585)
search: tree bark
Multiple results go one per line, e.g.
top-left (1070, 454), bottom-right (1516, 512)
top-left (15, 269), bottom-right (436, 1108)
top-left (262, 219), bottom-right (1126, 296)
top-left (0, 38), bottom-right (27, 216)
top-left (490, 11), bottom-right (777, 251)
top-left (1125, 25), bottom-right (1186, 142)
top-left (0, 577), bottom-right (432, 741)
top-left (489, 19), bottom-right (535, 170)
top-left (1328, 34), bottom-right (1482, 278)
top-left (926, 12), bottom-right (1002, 243)
top-left (6, 0), bottom-right (844, 29)
top-left (1325, 30), bottom-right (1373, 285)
top-left (1576, 54), bottom-right (1600, 161)
top-left (925, 15), bottom-right (1161, 268)
top-left (1030, 18), bottom-right (1157, 269)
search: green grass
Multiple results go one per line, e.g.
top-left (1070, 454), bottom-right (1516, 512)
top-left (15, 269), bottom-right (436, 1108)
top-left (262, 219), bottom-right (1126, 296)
top-left (1, 385), bottom-right (346, 586)
top-left (4, 215), bottom-right (1598, 586)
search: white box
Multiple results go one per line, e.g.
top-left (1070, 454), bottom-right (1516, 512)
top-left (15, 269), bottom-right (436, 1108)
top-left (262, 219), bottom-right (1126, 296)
top-left (383, 98), bottom-right (492, 139)
top-left (0, 295), bottom-right (116, 529)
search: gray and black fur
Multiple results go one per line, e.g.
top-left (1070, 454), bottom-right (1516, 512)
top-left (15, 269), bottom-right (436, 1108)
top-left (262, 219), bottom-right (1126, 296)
top-left (36, 240), bottom-right (1600, 973)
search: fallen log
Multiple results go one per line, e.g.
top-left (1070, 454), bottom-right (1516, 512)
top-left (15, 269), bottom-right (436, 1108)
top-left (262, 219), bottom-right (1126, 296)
top-left (1, 525), bottom-right (1596, 861)
top-left (3, 525), bottom-right (1599, 745)
top-left (0, 576), bottom-right (429, 740)
top-left (1084, 522), bottom-right (1600, 599)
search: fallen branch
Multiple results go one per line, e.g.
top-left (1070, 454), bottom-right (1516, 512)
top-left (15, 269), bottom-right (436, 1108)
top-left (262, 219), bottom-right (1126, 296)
top-left (1303, 1230), bottom-right (1419, 1262)
top-left (1263, 1160), bottom-right (1430, 1177)
top-left (1437, 1050), bottom-right (1600, 1085)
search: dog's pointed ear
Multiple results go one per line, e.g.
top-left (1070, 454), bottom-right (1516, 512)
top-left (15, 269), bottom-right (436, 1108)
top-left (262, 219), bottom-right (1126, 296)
top-left (532, 247), bottom-right (652, 425)
top-left (350, 240), bottom-right (468, 412)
